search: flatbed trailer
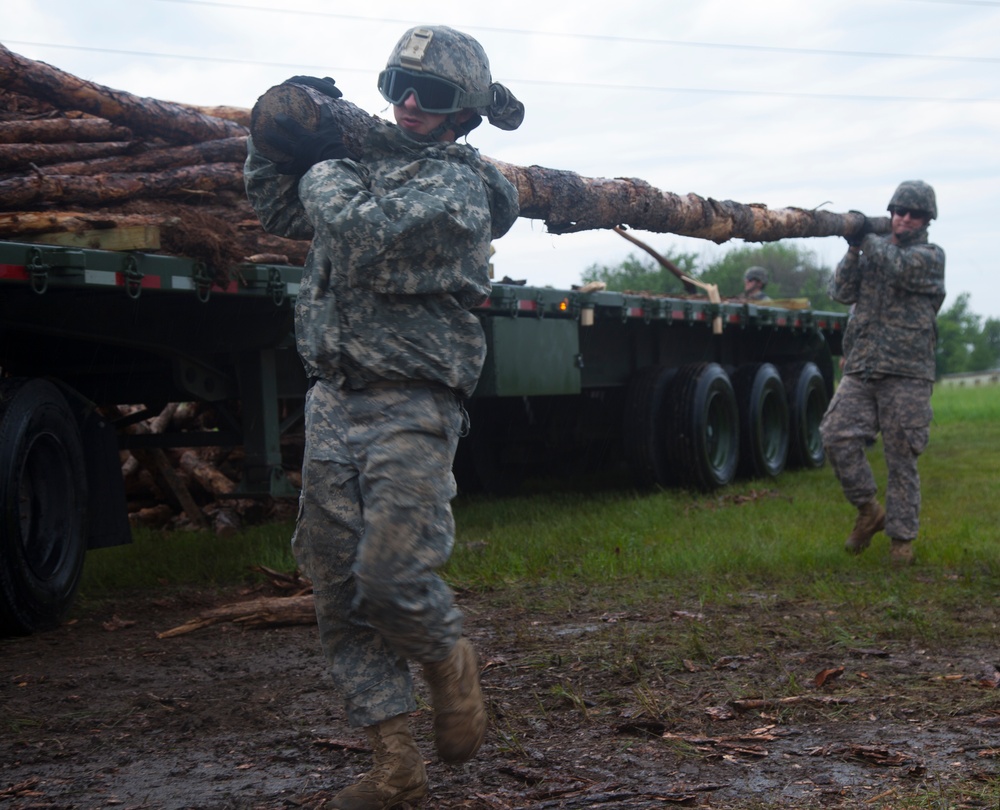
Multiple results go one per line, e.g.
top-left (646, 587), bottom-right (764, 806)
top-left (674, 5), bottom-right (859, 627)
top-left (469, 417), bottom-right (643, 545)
top-left (460, 282), bottom-right (846, 495)
top-left (0, 239), bottom-right (846, 634)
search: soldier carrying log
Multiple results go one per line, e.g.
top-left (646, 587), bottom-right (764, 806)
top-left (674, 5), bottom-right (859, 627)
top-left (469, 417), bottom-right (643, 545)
top-left (244, 25), bottom-right (523, 810)
top-left (820, 181), bottom-right (946, 566)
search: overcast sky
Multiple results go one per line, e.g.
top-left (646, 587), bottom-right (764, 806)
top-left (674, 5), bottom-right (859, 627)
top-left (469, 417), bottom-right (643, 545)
top-left (6, 0), bottom-right (1000, 318)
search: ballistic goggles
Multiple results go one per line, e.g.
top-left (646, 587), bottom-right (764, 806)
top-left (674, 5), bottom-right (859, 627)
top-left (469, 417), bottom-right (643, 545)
top-left (891, 206), bottom-right (930, 220)
top-left (377, 67), bottom-right (466, 113)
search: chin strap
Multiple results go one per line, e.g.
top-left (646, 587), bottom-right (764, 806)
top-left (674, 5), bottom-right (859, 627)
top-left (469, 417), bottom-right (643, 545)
top-left (421, 111), bottom-right (481, 142)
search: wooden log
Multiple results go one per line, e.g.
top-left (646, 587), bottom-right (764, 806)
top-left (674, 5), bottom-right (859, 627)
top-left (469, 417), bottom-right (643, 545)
top-left (0, 163), bottom-right (244, 208)
top-left (0, 141), bottom-right (132, 171)
top-left (249, 81), bottom-right (376, 165)
top-left (130, 503), bottom-right (174, 528)
top-left (129, 446), bottom-right (209, 529)
top-left (0, 210), bottom-right (175, 238)
top-left (179, 449), bottom-right (237, 497)
top-left (120, 404), bottom-right (210, 529)
top-left (0, 117), bottom-right (132, 144)
top-left (31, 224), bottom-right (161, 251)
top-left (31, 136), bottom-right (248, 176)
top-left (173, 103), bottom-right (251, 128)
top-left (0, 43), bottom-right (247, 145)
top-left (495, 158), bottom-right (890, 241)
top-left (157, 594), bottom-right (317, 638)
top-left (250, 83), bottom-right (888, 244)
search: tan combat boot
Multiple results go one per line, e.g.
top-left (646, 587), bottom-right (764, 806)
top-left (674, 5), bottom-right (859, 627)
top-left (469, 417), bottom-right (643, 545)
top-left (889, 539), bottom-right (914, 567)
top-left (845, 498), bottom-right (886, 555)
top-left (423, 637), bottom-right (486, 763)
top-left (330, 714), bottom-right (427, 810)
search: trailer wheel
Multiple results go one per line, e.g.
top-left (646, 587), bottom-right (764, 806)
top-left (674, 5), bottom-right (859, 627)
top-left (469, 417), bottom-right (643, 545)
top-left (784, 361), bottom-right (828, 469)
top-left (0, 379), bottom-right (88, 636)
top-left (453, 398), bottom-right (526, 497)
top-left (666, 363), bottom-right (740, 491)
top-left (732, 363), bottom-right (789, 479)
top-left (622, 365), bottom-right (678, 488)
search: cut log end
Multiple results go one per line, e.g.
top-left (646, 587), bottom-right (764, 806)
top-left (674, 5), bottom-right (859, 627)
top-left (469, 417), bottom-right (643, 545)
top-left (249, 84), bottom-right (323, 163)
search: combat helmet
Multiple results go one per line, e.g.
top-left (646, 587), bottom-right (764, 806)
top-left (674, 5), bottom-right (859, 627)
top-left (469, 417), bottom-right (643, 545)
top-left (888, 180), bottom-right (937, 220)
top-left (378, 25), bottom-right (524, 137)
top-left (744, 266), bottom-right (768, 286)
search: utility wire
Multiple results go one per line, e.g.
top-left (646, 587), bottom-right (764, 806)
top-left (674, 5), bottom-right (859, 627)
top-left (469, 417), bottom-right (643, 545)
top-left (5, 40), bottom-right (997, 105)
top-left (145, 0), bottom-right (1000, 64)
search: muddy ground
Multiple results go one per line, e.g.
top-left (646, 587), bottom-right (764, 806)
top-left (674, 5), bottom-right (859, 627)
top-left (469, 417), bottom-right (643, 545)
top-left (2, 581), bottom-right (999, 810)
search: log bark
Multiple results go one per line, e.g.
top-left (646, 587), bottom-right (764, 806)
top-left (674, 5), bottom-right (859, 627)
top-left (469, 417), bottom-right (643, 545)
top-left (0, 210), bottom-right (174, 238)
top-left (157, 594), bottom-right (317, 638)
top-left (173, 103), bottom-right (251, 128)
top-left (120, 404), bottom-right (210, 529)
top-left (251, 83), bottom-right (887, 244)
top-left (729, 695), bottom-right (858, 711)
top-left (0, 163), bottom-right (244, 208)
top-left (33, 136), bottom-right (248, 176)
top-left (129, 446), bottom-right (208, 529)
top-left (0, 43), bottom-right (247, 145)
top-left (0, 117), bottom-right (132, 144)
top-left (0, 140), bottom-right (131, 171)
top-left (179, 449), bottom-right (236, 497)
top-left (31, 224), bottom-right (161, 251)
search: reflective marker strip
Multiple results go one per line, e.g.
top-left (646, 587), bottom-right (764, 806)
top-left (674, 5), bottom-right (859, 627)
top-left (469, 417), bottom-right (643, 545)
top-left (84, 269), bottom-right (120, 285)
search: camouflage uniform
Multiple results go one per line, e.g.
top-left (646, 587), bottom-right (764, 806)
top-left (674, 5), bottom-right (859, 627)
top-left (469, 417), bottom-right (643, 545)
top-left (820, 217), bottom-right (945, 542)
top-left (245, 119), bottom-right (518, 727)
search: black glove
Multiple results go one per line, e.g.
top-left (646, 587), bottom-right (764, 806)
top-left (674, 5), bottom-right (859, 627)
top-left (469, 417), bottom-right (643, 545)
top-left (283, 75), bottom-right (343, 100)
top-left (844, 211), bottom-right (868, 248)
top-left (271, 106), bottom-right (352, 175)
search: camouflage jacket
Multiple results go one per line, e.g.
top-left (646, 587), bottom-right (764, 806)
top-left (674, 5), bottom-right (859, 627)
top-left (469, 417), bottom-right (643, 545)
top-left (244, 120), bottom-right (519, 396)
top-left (831, 230), bottom-right (945, 381)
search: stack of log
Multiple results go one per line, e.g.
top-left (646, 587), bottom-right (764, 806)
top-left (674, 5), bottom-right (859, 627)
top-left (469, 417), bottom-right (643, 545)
top-left (0, 44), bottom-right (311, 534)
top-left (0, 42), bottom-right (308, 277)
top-left (115, 402), bottom-right (302, 536)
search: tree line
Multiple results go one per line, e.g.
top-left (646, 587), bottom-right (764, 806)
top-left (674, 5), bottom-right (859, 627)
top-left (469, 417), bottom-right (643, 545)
top-left (581, 242), bottom-right (1000, 379)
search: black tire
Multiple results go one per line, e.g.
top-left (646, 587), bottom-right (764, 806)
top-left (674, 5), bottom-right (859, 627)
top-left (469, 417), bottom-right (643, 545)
top-left (665, 363), bottom-right (740, 491)
top-left (784, 361), bottom-right (829, 469)
top-left (453, 398), bottom-right (525, 497)
top-left (0, 379), bottom-right (88, 636)
top-left (732, 363), bottom-right (789, 479)
top-left (622, 365), bottom-right (678, 488)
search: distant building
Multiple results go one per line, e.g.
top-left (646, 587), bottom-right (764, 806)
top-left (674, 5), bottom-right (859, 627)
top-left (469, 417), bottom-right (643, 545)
top-left (938, 369), bottom-right (1000, 387)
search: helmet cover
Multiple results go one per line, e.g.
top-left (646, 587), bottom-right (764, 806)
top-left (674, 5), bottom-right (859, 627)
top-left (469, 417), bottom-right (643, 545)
top-left (887, 180), bottom-right (937, 220)
top-left (384, 26), bottom-right (524, 131)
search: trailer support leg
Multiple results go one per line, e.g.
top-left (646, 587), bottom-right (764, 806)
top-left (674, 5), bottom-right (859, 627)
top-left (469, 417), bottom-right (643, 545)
top-left (235, 349), bottom-right (298, 498)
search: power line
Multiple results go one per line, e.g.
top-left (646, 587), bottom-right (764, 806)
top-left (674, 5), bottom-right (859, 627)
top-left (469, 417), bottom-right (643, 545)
top-left (901, 0), bottom-right (1000, 5)
top-left (148, 0), bottom-right (1000, 65)
top-left (6, 40), bottom-right (997, 105)
top-left (3, 40), bottom-right (370, 75)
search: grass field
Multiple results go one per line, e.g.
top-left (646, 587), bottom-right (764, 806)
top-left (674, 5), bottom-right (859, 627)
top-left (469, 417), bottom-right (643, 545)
top-left (81, 383), bottom-right (1000, 631)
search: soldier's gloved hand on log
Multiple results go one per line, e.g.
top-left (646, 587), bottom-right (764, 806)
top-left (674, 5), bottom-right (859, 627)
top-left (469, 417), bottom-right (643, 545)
top-left (271, 106), bottom-right (352, 175)
top-left (283, 75), bottom-right (343, 100)
top-left (844, 210), bottom-right (868, 248)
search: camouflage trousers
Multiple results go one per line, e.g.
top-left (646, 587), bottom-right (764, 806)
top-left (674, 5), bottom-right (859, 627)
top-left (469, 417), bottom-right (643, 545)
top-left (819, 373), bottom-right (933, 541)
top-left (291, 378), bottom-right (467, 728)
